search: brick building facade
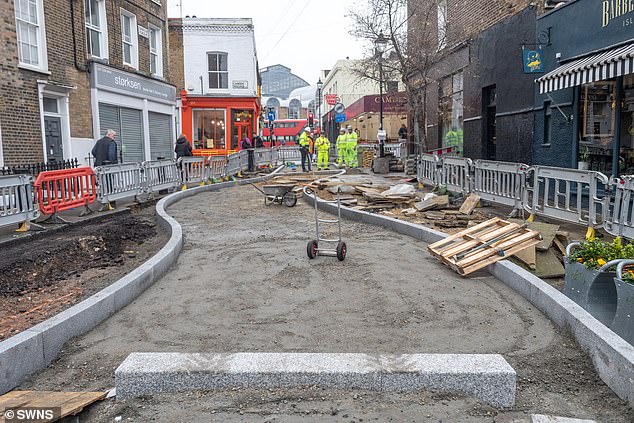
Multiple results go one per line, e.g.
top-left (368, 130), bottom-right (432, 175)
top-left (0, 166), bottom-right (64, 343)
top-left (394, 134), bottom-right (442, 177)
top-left (408, 0), bottom-right (546, 162)
top-left (0, 0), bottom-right (176, 167)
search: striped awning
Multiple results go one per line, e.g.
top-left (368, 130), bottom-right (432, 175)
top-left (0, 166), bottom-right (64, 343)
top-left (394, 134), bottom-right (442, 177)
top-left (538, 42), bottom-right (634, 94)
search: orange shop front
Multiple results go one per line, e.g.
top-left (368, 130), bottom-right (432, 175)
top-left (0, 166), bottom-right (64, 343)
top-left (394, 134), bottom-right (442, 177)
top-left (180, 91), bottom-right (260, 155)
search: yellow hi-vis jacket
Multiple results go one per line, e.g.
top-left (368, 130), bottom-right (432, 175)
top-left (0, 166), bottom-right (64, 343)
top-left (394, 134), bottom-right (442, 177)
top-left (336, 134), bottom-right (347, 148)
top-left (315, 136), bottom-right (330, 152)
top-left (299, 132), bottom-right (310, 147)
top-left (345, 131), bottom-right (358, 146)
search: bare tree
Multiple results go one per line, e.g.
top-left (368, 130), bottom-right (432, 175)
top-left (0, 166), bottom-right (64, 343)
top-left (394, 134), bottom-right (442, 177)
top-left (348, 0), bottom-right (447, 152)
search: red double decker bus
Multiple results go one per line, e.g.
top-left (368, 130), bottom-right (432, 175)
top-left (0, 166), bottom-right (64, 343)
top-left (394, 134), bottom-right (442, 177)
top-left (262, 119), bottom-right (310, 146)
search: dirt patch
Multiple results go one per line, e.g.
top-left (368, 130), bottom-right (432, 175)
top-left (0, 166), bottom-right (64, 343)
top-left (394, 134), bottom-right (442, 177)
top-left (0, 206), bottom-right (167, 341)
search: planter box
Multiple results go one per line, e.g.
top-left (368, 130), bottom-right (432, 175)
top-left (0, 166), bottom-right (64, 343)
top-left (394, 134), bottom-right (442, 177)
top-left (564, 261), bottom-right (617, 326)
top-left (612, 278), bottom-right (634, 345)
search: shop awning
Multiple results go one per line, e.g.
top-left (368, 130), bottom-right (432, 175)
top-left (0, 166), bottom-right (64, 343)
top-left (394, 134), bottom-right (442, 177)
top-left (537, 42), bottom-right (634, 94)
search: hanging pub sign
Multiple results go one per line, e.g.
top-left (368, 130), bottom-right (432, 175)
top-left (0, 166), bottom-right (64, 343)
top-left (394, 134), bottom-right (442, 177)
top-left (522, 47), bottom-right (544, 74)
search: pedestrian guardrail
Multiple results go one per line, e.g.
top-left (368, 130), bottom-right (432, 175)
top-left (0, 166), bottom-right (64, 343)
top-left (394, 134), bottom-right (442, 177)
top-left (473, 160), bottom-right (528, 212)
top-left (278, 146), bottom-right (301, 163)
top-left (524, 166), bottom-right (609, 229)
top-left (0, 175), bottom-right (39, 230)
top-left (144, 159), bottom-right (180, 193)
top-left (208, 156), bottom-right (227, 180)
top-left (179, 157), bottom-right (207, 187)
top-left (418, 154), bottom-right (440, 187)
top-left (34, 167), bottom-right (97, 219)
top-left (440, 157), bottom-right (472, 194)
top-left (95, 163), bottom-right (144, 204)
top-left (605, 176), bottom-right (634, 239)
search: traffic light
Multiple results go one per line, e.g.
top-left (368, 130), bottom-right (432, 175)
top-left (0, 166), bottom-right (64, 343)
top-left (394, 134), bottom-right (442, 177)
top-left (308, 111), bottom-right (314, 128)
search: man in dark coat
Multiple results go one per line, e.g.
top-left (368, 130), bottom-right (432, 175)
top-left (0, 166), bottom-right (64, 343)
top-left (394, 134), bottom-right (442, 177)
top-left (241, 136), bottom-right (254, 172)
top-left (174, 133), bottom-right (193, 158)
top-left (92, 129), bottom-right (118, 166)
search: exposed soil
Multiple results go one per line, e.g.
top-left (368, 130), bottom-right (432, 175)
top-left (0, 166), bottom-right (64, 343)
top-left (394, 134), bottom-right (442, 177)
top-left (0, 206), bottom-right (167, 341)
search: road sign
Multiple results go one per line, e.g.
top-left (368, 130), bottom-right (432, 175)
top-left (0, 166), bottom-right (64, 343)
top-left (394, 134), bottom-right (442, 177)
top-left (334, 103), bottom-right (345, 114)
top-left (267, 111), bottom-right (275, 122)
top-left (335, 113), bottom-right (346, 123)
top-left (325, 94), bottom-right (338, 105)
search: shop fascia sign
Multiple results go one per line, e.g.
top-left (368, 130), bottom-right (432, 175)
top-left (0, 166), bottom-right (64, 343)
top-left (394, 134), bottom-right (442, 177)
top-left (601, 0), bottom-right (634, 28)
top-left (91, 63), bottom-right (176, 103)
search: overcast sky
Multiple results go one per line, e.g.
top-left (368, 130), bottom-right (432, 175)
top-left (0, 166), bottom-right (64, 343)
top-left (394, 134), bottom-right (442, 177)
top-left (168, 0), bottom-right (367, 85)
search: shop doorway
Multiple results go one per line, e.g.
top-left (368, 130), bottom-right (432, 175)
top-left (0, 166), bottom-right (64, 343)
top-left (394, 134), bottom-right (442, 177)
top-left (483, 85), bottom-right (497, 160)
top-left (231, 109), bottom-right (253, 150)
top-left (44, 116), bottom-right (64, 163)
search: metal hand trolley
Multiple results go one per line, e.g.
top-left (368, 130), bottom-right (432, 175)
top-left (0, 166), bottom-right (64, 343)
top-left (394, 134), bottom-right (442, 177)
top-left (306, 187), bottom-right (347, 261)
top-left (249, 183), bottom-right (297, 207)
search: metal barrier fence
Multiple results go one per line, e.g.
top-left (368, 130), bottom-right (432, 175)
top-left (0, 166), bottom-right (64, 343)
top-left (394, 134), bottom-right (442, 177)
top-left (226, 151), bottom-right (244, 176)
top-left (179, 157), bottom-right (207, 186)
top-left (605, 176), bottom-right (634, 239)
top-left (144, 159), bottom-right (180, 193)
top-left (0, 175), bottom-right (39, 229)
top-left (473, 160), bottom-right (528, 211)
top-left (525, 166), bottom-right (609, 228)
top-left (278, 146), bottom-right (301, 162)
top-left (418, 154), bottom-right (440, 187)
top-left (95, 163), bottom-right (144, 204)
top-left (440, 157), bottom-right (472, 194)
top-left (208, 156), bottom-right (227, 180)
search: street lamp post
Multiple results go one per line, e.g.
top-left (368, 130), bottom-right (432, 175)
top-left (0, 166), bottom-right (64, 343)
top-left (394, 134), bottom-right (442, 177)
top-left (316, 78), bottom-right (323, 135)
top-left (375, 31), bottom-right (388, 158)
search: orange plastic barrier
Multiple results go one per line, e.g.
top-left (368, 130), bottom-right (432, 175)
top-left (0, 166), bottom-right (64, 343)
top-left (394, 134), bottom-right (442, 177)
top-left (34, 167), bottom-right (97, 215)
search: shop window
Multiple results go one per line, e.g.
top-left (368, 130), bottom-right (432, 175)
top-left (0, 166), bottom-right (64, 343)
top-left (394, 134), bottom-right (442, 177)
top-left (121, 10), bottom-right (138, 69)
top-left (439, 71), bottom-right (464, 155)
top-left (543, 101), bottom-right (552, 145)
top-left (193, 109), bottom-right (225, 150)
top-left (579, 81), bottom-right (616, 174)
top-left (15, 0), bottom-right (47, 70)
top-left (208, 52), bottom-right (228, 89)
top-left (437, 0), bottom-right (447, 50)
top-left (619, 75), bottom-right (634, 175)
top-left (149, 25), bottom-right (162, 77)
top-left (85, 0), bottom-right (107, 59)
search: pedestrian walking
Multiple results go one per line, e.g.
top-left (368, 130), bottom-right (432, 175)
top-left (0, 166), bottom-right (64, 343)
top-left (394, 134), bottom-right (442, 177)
top-left (336, 128), bottom-right (347, 166)
top-left (315, 132), bottom-right (330, 170)
top-left (174, 133), bottom-right (193, 158)
top-left (299, 127), bottom-right (312, 172)
top-left (398, 124), bottom-right (408, 141)
top-left (241, 136), bottom-right (254, 172)
top-left (91, 129), bottom-right (118, 166)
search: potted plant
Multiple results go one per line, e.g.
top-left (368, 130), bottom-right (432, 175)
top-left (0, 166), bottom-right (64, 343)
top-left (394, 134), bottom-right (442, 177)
top-left (611, 260), bottom-right (634, 345)
top-left (578, 145), bottom-right (590, 170)
top-left (564, 238), bottom-right (625, 315)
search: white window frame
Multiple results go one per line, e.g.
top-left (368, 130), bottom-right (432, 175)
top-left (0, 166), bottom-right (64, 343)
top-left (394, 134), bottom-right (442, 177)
top-left (148, 24), bottom-right (163, 78)
top-left (437, 0), bottom-right (448, 50)
top-left (207, 52), bottom-right (229, 90)
top-left (85, 0), bottom-right (108, 60)
top-left (14, 0), bottom-right (48, 72)
top-left (120, 9), bottom-right (138, 69)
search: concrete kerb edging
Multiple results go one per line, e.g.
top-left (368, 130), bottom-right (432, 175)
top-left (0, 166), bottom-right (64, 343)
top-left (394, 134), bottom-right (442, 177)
top-left (0, 168), bottom-right (284, 395)
top-left (303, 191), bottom-right (634, 408)
top-left (115, 352), bottom-right (517, 407)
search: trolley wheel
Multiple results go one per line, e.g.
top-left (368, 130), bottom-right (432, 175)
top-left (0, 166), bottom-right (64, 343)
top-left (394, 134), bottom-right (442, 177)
top-left (307, 240), bottom-right (318, 259)
top-left (283, 191), bottom-right (297, 207)
top-left (264, 196), bottom-right (272, 206)
top-left (336, 241), bottom-right (347, 261)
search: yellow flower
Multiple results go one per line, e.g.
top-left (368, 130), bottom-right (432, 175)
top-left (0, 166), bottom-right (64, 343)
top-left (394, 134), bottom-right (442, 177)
top-left (597, 258), bottom-right (607, 266)
top-left (577, 258), bottom-right (584, 262)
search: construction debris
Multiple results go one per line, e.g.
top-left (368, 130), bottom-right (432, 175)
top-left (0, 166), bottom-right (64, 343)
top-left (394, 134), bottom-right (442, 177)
top-left (0, 390), bottom-right (107, 422)
top-left (459, 193), bottom-right (480, 215)
top-left (415, 195), bottom-right (449, 211)
top-left (427, 218), bottom-right (542, 276)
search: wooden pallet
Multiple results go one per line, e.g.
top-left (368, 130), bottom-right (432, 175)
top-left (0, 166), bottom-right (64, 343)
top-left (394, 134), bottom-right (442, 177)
top-left (427, 217), bottom-right (542, 276)
top-left (0, 391), bottom-right (107, 422)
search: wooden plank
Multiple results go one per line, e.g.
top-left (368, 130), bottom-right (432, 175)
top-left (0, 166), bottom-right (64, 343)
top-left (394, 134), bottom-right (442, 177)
top-left (460, 239), bottom-right (542, 275)
top-left (0, 391), bottom-right (107, 423)
top-left (433, 222), bottom-right (520, 258)
top-left (456, 231), bottom-right (540, 268)
top-left (428, 217), bottom-right (502, 250)
top-left (459, 193), bottom-right (480, 215)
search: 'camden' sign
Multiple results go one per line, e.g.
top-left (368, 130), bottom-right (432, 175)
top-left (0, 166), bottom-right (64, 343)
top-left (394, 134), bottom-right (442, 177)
top-left (91, 63), bottom-right (176, 103)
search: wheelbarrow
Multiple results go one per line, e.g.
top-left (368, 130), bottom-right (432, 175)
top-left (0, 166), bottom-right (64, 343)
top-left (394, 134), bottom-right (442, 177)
top-left (250, 183), bottom-right (298, 207)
